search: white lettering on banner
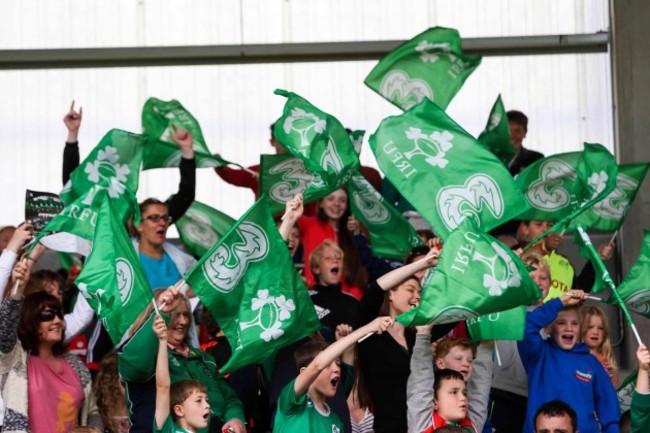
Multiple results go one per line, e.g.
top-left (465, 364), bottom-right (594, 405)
top-left (450, 231), bottom-right (480, 274)
top-left (381, 141), bottom-right (417, 178)
top-left (202, 222), bottom-right (269, 293)
top-left (61, 205), bottom-right (98, 228)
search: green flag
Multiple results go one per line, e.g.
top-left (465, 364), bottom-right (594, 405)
top-left (60, 129), bottom-right (145, 219)
top-left (515, 143), bottom-right (618, 223)
top-left (75, 197), bottom-right (153, 343)
top-left (273, 89), bottom-right (360, 193)
top-left (567, 163), bottom-right (649, 232)
top-left (141, 97), bottom-right (228, 169)
top-left (617, 369), bottom-right (638, 413)
top-left (466, 306), bottom-right (526, 341)
top-left (175, 200), bottom-right (236, 258)
top-left (397, 219), bottom-right (541, 326)
top-left (259, 154), bottom-right (330, 214)
top-left (369, 98), bottom-right (529, 240)
top-left (184, 196), bottom-right (320, 373)
top-left (347, 172), bottom-right (422, 259)
top-left (477, 95), bottom-right (514, 165)
top-left (607, 230), bottom-right (650, 319)
top-left (35, 187), bottom-right (139, 256)
top-left (364, 27), bottom-right (481, 111)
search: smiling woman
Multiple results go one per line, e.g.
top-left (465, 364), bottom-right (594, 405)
top-left (0, 264), bottom-right (102, 433)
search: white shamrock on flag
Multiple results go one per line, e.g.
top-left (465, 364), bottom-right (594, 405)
top-left (241, 289), bottom-right (296, 342)
top-left (587, 171), bottom-right (609, 199)
top-left (404, 127), bottom-right (454, 168)
top-left (473, 242), bottom-right (521, 296)
top-left (283, 108), bottom-right (326, 151)
top-left (84, 146), bottom-right (130, 199)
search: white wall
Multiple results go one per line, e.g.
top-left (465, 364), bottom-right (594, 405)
top-left (0, 0), bottom-right (612, 229)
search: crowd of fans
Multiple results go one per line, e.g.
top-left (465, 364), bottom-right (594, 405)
top-left (0, 105), bottom-right (648, 433)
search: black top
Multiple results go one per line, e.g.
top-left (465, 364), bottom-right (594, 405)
top-left (309, 282), bottom-right (360, 342)
top-left (509, 147), bottom-right (545, 175)
top-left (358, 280), bottom-right (456, 433)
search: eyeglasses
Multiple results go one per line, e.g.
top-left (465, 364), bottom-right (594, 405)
top-left (143, 214), bottom-right (172, 224)
top-left (38, 309), bottom-right (64, 322)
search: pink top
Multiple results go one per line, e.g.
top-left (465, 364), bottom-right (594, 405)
top-left (28, 355), bottom-right (84, 433)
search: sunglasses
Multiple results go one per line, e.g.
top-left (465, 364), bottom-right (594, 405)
top-left (38, 309), bottom-right (64, 322)
top-left (142, 214), bottom-right (172, 224)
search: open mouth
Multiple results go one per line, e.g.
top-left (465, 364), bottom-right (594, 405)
top-left (330, 376), bottom-right (340, 388)
top-left (329, 267), bottom-right (340, 277)
top-left (561, 334), bottom-right (574, 345)
top-left (203, 412), bottom-right (209, 420)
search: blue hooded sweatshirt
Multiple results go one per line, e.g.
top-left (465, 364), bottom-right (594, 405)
top-left (517, 298), bottom-right (620, 433)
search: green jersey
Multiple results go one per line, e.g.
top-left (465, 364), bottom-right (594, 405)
top-left (273, 378), bottom-right (344, 433)
top-left (154, 416), bottom-right (192, 433)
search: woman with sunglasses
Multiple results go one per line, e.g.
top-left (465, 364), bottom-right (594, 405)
top-left (0, 260), bottom-right (102, 433)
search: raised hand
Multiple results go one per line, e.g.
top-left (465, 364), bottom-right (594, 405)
top-left (169, 124), bottom-right (194, 159)
top-left (153, 315), bottom-right (167, 341)
top-left (284, 194), bottom-right (304, 222)
top-left (6, 223), bottom-right (33, 254)
top-left (560, 289), bottom-right (587, 306)
top-left (63, 100), bottom-right (83, 142)
top-left (347, 215), bottom-right (360, 235)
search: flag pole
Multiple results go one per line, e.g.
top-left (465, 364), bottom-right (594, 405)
top-left (576, 225), bottom-right (643, 346)
top-left (609, 231), bottom-right (618, 245)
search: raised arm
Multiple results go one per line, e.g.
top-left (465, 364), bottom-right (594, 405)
top-left (63, 100), bottom-right (82, 185)
top-left (293, 316), bottom-right (393, 398)
top-left (376, 243), bottom-right (439, 291)
top-left (467, 342), bottom-right (494, 432)
top-left (153, 314), bottom-right (170, 430)
top-left (279, 194), bottom-right (304, 240)
top-left (0, 223), bottom-right (32, 300)
top-left (166, 126), bottom-right (196, 223)
top-left (407, 325), bottom-right (435, 433)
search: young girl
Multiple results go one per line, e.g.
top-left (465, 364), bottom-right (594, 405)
top-left (580, 305), bottom-right (619, 386)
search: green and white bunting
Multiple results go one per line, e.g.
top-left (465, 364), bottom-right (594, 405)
top-left (397, 219), bottom-right (541, 327)
top-left (141, 97), bottom-right (229, 169)
top-left (75, 197), bottom-right (153, 343)
top-left (466, 306), bottom-right (526, 341)
top-left (364, 27), bottom-right (481, 111)
top-left (259, 154), bottom-right (330, 214)
top-left (347, 172), bottom-right (422, 259)
top-left (369, 98), bottom-right (529, 240)
top-left (515, 143), bottom-right (618, 223)
top-left (607, 230), bottom-right (650, 319)
top-left (175, 200), bottom-right (236, 258)
top-left (477, 95), bottom-right (514, 166)
top-left (273, 89), bottom-right (360, 194)
top-left (567, 163), bottom-right (649, 232)
top-left (60, 129), bottom-right (145, 219)
top-left (184, 196), bottom-right (320, 373)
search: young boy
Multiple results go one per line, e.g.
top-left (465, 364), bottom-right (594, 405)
top-left (435, 338), bottom-right (476, 382)
top-left (518, 290), bottom-right (620, 433)
top-left (408, 329), bottom-right (479, 433)
top-left (153, 315), bottom-right (211, 433)
top-left (272, 316), bottom-right (393, 433)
